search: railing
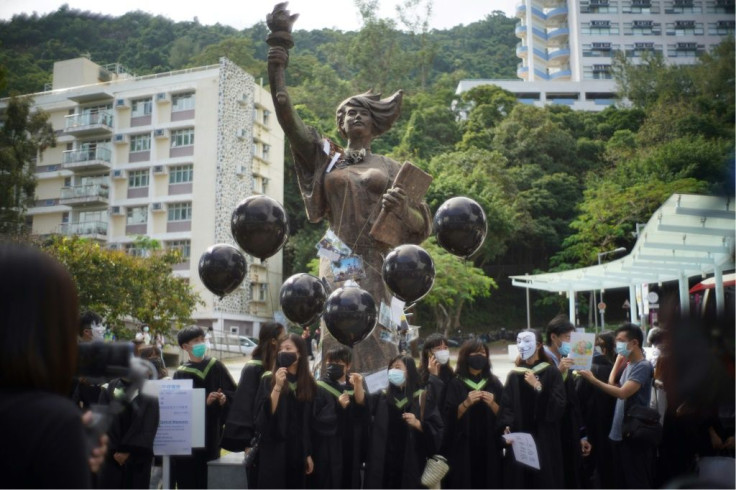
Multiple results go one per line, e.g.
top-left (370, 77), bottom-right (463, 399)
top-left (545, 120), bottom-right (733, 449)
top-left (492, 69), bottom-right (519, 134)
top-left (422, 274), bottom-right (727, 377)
top-left (63, 147), bottom-right (112, 164)
top-left (60, 184), bottom-right (109, 201)
top-left (60, 221), bottom-right (108, 236)
top-left (65, 111), bottom-right (114, 131)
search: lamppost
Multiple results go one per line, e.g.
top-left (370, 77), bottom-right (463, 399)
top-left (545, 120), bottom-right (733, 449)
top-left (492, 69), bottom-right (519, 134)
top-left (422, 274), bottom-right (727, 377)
top-left (597, 247), bottom-right (627, 331)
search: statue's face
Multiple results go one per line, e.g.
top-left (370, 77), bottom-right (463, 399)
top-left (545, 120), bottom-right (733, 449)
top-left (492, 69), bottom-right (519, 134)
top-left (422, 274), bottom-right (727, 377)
top-left (342, 105), bottom-right (373, 139)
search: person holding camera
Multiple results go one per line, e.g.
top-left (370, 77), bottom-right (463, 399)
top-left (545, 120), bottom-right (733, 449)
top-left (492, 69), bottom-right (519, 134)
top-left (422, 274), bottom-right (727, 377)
top-left (0, 243), bottom-right (107, 488)
top-left (171, 326), bottom-right (236, 489)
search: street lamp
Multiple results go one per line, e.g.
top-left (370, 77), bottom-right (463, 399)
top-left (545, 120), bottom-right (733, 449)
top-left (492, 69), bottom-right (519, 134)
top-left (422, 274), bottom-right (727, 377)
top-left (597, 247), bottom-right (627, 331)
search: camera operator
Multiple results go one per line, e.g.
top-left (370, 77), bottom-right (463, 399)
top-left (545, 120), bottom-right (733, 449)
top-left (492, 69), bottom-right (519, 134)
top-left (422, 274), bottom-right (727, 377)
top-left (0, 242), bottom-right (107, 488)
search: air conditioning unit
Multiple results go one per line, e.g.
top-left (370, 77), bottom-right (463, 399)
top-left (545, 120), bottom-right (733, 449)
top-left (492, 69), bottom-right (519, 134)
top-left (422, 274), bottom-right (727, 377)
top-left (154, 128), bottom-right (168, 139)
top-left (112, 169), bottom-right (126, 179)
top-left (115, 98), bottom-right (129, 109)
top-left (236, 129), bottom-right (247, 140)
top-left (113, 134), bottom-right (129, 144)
top-left (110, 206), bottom-right (124, 216)
top-left (155, 92), bottom-right (169, 103)
top-left (151, 202), bottom-right (166, 212)
top-left (153, 165), bottom-right (167, 174)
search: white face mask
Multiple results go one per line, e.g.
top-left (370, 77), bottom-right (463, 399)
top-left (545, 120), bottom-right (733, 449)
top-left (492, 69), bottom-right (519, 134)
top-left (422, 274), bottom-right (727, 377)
top-left (91, 323), bottom-right (105, 341)
top-left (434, 349), bottom-right (450, 365)
top-left (517, 332), bottom-right (536, 361)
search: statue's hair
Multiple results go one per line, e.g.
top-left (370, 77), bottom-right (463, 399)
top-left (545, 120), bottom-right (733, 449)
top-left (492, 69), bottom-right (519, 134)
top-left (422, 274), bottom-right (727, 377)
top-left (336, 89), bottom-right (403, 140)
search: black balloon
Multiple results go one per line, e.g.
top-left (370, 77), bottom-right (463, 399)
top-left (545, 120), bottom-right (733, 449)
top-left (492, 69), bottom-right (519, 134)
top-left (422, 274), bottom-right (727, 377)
top-left (382, 244), bottom-right (435, 303)
top-left (231, 195), bottom-right (289, 260)
top-left (279, 273), bottom-right (327, 326)
top-left (198, 244), bottom-right (247, 298)
top-left (433, 196), bottom-right (487, 258)
top-left (323, 285), bottom-right (377, 348)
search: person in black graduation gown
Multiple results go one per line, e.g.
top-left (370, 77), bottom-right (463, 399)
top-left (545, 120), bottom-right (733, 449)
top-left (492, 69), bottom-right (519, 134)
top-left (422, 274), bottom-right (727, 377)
top-left (545, 314), bottom-right (590, 489)
top-left (498, 328), bottom-right (566, 489)
top-left (419, 334), bottom-right (454, 417)
top-left (97, 376), bottom-right (160, 489)
top-left (443, 339), bottom-right (504, 489)
top-left (254, 333), bottom-right (316, 489)
top-left (221, 322), bottom-right (286, 488)
top-left (310, 346), bottom-right (368, 489)
top-left (576, 331), bottom-right (617, 488)
top-left (171, 326), bottom-right (237, 489)
top-left (365, 355), bottom-right (444, 489)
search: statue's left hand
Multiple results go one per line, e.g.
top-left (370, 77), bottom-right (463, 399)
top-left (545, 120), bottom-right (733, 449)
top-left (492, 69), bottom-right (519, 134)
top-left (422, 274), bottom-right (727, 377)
top-left (382, 186), bottom-right (408, 217)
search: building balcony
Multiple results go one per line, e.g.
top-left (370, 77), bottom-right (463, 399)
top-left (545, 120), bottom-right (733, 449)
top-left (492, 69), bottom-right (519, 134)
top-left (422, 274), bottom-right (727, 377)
top-left (60, 220), bottom-right (108, 239)
top-left (62, 147), bottom-right (112, 171)
top-left (64, 111), bottom-right (114, 136)
top-left (517, 63), bottom-right (530, 79)
top-left (516, 2), bottom-right (526, 18)
top-left (537, 0), bottom-right (566, 7)
top-left (547, 47), bottom-right (571, 66)
top-left (59, 184), bottom-right (109, 206)
top-left (515, 24), bottom-right (528, 38)
top-left (517, 44), bottom-right (529, 58)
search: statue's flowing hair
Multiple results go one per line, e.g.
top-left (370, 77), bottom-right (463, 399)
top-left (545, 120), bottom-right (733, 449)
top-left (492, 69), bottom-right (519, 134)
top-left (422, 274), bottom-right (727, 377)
top-left (336, 89), bottom-right (403, 140)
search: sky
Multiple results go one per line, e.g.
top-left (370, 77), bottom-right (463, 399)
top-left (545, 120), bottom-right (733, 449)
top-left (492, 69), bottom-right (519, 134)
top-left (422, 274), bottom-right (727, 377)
top-left (0, 0), bottom-right (518, 31)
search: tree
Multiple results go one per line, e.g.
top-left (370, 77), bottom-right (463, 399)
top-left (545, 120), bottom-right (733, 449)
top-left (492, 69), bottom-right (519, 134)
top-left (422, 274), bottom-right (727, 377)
top-left (420, 238), bottom-right (496, 336)
top-left (187, 37), bottom-right (266, 79)
top-left (42, 235), bottom-right (202, 338)
top-left (0, 95), bottom-right (55, 236)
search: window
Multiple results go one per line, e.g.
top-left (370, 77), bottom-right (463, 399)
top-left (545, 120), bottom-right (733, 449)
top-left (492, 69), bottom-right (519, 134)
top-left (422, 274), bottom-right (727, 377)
top-left (172, 92), bottom-right (195, 112)
top-left (262, 109), bottom-right (271, 126)
top-left (169, 165), bottom-right (194, 184)
top-left (130, 134), bottom-right (151, 152)
top-left (126, 206), bottom-right (148, 225)
top-left (262, 144), bottom-right (270, 161)
top-left (168, 202), bottom-right (192, 222)
top-left (131, 98), bottom-right (152, 117)
top-left (250, 283), bottom-right (268, 301)
top-left (171, 128), bottom-right (194, 148)
top-left (128, 170), bottom-right (149, 188)
top-left (168, 239), bottom-right (191, 259)
top-left (125, 243), bottom-right (146, 257)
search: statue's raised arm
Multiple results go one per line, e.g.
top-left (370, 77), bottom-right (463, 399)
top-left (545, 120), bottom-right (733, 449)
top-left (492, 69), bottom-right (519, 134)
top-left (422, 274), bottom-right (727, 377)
top-left (266, 2), bottom-right (315, 172)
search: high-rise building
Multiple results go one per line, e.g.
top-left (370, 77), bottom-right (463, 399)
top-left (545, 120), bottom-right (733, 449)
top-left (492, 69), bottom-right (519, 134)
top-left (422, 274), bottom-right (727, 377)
top-left (458, 0), bottom-right (734, 110)
top-left (4, 56), bottom-right (285, 337)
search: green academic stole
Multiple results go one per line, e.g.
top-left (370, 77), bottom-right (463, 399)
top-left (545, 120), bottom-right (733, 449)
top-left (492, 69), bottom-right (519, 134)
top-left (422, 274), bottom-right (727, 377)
top-left (246, 359), bottom-right (263, 367)
top-left (385, 388), bottom-right (424, 410)
top-left (460, 377), bottom-right (489, 391)
top-left (316, 380), bottom-right (354, 398)
top-left (260, 370), bottom-right (296, 394)
top-left (510, 362), bottom-right (551, 375)
top-left (177, 357), bottom-right (217, 381)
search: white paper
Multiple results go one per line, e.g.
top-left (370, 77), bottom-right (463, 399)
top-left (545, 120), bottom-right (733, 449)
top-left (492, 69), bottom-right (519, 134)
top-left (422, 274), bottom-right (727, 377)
top-left (154, 389), bottom-right (192, 455)
top-left (317, 247), bottom-right (342, 263)
top-left (569, 332), bottom-right (596, 371)
top-left (503, 432), bottom-right (540, 470)
top-left (364, 369), bottom-right (389, 394)
top-left (390, 297), bottom-right (405, 327)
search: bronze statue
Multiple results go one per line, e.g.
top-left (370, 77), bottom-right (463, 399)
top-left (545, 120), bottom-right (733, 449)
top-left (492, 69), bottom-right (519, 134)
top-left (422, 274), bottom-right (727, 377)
top-left (266, 2), bottom-right (432, 373)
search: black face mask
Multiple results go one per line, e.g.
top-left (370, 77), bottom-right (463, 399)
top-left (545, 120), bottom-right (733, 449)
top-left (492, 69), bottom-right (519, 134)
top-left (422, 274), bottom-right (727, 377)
top-left (277, 351), bottom-right (298, 368)
top-left (467, 355), bottom-right (488, 371)
top-left (325, 363), bottom-right (345, 381)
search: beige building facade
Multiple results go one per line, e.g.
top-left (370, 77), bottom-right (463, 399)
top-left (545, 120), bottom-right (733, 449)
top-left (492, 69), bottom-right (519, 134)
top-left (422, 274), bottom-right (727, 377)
top-left (10, 56), bottom-right (285, 338)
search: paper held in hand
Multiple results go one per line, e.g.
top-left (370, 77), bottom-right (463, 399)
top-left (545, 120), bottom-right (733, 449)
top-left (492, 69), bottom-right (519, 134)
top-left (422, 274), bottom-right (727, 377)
top-left (503, 432), bottom-right (540, 470)
top-left (369, 162), bottom-right (432, 247)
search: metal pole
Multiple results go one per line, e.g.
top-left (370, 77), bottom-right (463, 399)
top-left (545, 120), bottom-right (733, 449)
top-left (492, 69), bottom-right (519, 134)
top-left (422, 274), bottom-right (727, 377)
top-left (525, 273), bottom-right (531, 329)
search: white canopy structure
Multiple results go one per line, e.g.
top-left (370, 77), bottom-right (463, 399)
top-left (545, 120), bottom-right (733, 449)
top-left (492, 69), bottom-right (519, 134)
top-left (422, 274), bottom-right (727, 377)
top-left (511, 194), bottom-right (735, 323)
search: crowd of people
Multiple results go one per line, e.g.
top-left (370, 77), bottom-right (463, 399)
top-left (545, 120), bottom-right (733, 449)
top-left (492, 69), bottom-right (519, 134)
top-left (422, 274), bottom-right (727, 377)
top-left (1, 242), bottom-right (734, 489)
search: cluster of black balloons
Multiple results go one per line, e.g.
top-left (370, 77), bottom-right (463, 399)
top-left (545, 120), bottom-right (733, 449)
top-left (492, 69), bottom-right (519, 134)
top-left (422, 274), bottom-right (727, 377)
top-left (278, 196), bottom-right (487, 348)
top-left (198, 195), bottom-right (289, 299)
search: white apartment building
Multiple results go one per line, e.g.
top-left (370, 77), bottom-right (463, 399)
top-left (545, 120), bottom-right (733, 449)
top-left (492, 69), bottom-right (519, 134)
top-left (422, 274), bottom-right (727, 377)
top-left (457, 0), bottom-right (734, 111)
top-left (7, 56), bottom-right (285, 338)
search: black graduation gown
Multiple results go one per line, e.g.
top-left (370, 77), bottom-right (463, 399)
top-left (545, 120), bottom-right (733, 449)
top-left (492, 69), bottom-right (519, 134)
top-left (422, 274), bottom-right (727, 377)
top-left (97, 378), bottom-right (160, 489)
top-left (171, 357), bottom-right (236, 489)
top-left (309, 377), bottom-right (368, 489)
top-left (254, 373), bottom-right (313, 489)
top-left (575, 353), bottom-right (616, 488)
top-left (221, 357), bottom-right (264, 487)
top-left (365, 385), bottom-right (444, 489)
top-left (443, 374), bottom-right (505, 489)
top-left (498, 361), bottom-right (566, 489)
top-left (560, 370), bottom-right (585, 489)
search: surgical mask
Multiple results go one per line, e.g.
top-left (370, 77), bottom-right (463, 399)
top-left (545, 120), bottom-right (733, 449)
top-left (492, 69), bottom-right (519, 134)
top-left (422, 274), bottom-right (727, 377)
top-left (615, 341), bottom-right (631, 357)
top-left (434, 349), bottom-right (450, 365)
top-left (388, 368), bottom-right (405, 387)
top-left (517, 332), bottom-right (536, 361)
top-left (559, 341), bottom-right (571, 357)
top-left (325, 363), bottom-right (345, 381)
top-left (277, 351), bottom-right (298, 368)
top-left (594, 345), bottom-right (603, 355)
top-left (192, 342), bottom-right (207, 358)
top-left (467, 355), bottom-right (488, 371)
top-left (143, 327), bottom-right (149, 333)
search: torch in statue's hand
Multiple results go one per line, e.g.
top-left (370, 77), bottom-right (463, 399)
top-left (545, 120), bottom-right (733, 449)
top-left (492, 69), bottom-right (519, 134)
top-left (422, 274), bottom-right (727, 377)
top-left (266, 2), bottom-right (299, 49)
